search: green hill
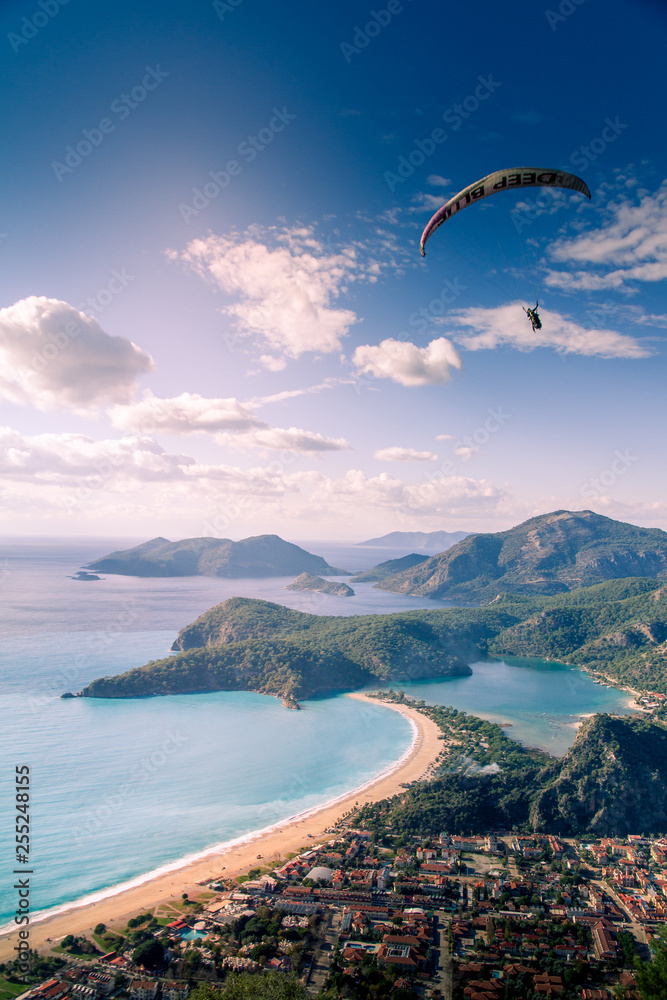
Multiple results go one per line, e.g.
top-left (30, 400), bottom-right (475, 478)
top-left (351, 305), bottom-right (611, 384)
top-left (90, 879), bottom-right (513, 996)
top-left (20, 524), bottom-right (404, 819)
top-left (78, 578), bottom-right (667, 703)
top-left (490, 578), bottom-right (667, 691)
top-left (350, 553), bottom-right (429, 583)
top-left (531, 713), bottom-right (667, 836)
top-left (284, 573), bottom-right (355, 596)
top-left (85, 534), bottom-right (348, 578)
top-left (376, 510), bottom-right (667, 602)
top-left (361, 704), bottom-right (667, 838)
top-left (81, 596), bottom-right (538, 701)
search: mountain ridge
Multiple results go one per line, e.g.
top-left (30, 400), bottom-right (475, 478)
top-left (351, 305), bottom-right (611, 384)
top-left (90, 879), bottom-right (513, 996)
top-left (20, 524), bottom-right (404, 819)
top-left (376, 510), bottom-right (667, 601)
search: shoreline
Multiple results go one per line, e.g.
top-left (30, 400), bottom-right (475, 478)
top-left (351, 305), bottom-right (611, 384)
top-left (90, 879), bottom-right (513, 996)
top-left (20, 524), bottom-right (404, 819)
top-left (0, 692), bottom-right (443, 961)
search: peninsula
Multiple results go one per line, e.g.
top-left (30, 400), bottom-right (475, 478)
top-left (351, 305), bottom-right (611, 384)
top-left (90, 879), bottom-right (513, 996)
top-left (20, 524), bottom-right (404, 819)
top-left (78, 575), bottom-right (667, 704)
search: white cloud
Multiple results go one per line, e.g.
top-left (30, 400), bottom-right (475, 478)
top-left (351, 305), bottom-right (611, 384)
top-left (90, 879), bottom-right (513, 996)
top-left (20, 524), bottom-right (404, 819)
top-left (436, 433), bottom-right (455, 441)
top-left (298, 468), bottom-right (505, 521)
top-left (352, 337), bottom-right (462, 386)
top-left (427, 175), bottom-right (451, 187)
top-left (0, 426), bottom-right (507, 526)
top-left (109, 391), bottom-right (351, 454)
top-left (546, 179), bottom-right (667, 291)
top-left (0, 297), bottom-right (153, 411)
top-left (216, 427), bottom-right (351, 454)
top-left (172, 228), bottom-right (367, 363)
top-left (411, 192), bottom-right (448, 212)
top-left (450, 304), bottom-right (649, 359)
top-left (374, 447), bottom-right (438, 462)
top-left (0, 427), bottom-right (195, 485)
top-left (109, 392), bottom-right (263, 435)
top-left (245, 378), bottom-right (342, 408)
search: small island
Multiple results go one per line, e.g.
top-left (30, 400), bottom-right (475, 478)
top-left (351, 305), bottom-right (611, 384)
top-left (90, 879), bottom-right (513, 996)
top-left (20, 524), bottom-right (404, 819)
top-left (69, 571), bottom-right (101, 581)
top-left (284, 573), bottom-right (354, 597)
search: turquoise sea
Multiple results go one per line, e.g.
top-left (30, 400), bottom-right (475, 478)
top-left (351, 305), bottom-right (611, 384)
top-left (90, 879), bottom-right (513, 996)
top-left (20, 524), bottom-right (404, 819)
top-left (0, 538), bottom-right (634, 928)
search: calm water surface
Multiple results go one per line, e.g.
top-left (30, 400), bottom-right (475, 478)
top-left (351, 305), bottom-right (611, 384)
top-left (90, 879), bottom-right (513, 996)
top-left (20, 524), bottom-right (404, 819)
top-left (0, 537), bottom-right (634, 924)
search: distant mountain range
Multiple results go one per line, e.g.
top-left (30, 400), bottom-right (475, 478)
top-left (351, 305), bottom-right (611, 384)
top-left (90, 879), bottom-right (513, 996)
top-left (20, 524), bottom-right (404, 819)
top-left (357, 530), bottom-right (470, 551)
top-left (376, 510), bottom-right (667, 602)
top-left (85, 534), bottom-right (348, 578)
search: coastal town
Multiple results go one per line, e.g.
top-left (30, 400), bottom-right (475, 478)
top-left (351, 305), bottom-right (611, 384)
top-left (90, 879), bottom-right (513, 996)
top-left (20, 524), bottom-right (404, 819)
top-left (3, 694), bottom-right (667, 1000)
top-left (4, 820), bottom-right (667, 1000)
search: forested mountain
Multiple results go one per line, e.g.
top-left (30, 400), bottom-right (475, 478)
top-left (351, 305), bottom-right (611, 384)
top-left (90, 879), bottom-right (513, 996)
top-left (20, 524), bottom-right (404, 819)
top-left (362, 705), bottom-right (667, 838)
top-left (79, 577), bottom-right (667, 702)
top-left (377, 510), bottom-right (667, 601)
top-left (350, 553), bottom-right (429, 583)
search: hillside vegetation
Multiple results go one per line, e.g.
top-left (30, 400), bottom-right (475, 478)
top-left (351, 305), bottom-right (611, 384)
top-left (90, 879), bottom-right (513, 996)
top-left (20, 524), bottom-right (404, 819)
top-left (377, 510), bottom-right (667, 602)
top-left (360, 702), bottom-right (667, 837)
top-left (80, 577), bottom-right (667, 702)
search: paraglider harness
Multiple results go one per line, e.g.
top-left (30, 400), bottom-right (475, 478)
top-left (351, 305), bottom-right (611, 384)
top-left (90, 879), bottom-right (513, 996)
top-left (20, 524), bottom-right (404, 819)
top-left (524, 303), bottom-right (542, 331)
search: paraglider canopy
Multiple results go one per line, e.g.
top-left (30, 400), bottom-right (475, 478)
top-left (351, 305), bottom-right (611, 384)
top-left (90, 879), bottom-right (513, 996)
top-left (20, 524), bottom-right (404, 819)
top-left (420, 167), bottom-right (591, 256)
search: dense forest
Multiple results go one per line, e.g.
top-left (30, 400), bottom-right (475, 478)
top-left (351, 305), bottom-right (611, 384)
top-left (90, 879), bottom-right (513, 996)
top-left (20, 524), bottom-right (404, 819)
top-left (357, 699), bottom-right (667, 837)
top-left (80, 576), bottom-right (667, 701)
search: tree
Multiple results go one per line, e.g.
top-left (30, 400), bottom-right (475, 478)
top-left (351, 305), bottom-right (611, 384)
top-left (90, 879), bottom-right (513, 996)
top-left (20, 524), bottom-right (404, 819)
top-left (189, 972), bottom-right (325, 1000)
top-left (132, 939), bottom-right (164, 970)
top-left (94, 923), bottom-right (106, 936)
top-left (635, 927), bottom-right (667, 999)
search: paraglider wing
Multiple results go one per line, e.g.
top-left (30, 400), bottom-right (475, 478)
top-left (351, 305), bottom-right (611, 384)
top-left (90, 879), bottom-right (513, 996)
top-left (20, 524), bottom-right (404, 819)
top-left (419, 167), bottom-right (591, 255)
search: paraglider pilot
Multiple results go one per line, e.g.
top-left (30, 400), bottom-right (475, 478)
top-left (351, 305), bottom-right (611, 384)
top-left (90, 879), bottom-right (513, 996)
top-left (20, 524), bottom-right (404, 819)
top-left (524, 303), bottom-right (542, 331)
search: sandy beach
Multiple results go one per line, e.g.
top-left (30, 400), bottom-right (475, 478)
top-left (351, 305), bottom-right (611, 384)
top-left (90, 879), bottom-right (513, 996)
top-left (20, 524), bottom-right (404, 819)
top-left (0, 693), bottom-right (442, 961)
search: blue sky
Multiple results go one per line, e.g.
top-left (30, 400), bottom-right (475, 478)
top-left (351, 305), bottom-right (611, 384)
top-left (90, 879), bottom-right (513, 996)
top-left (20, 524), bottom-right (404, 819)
top-left (1, 0), bottom-right (665, 539)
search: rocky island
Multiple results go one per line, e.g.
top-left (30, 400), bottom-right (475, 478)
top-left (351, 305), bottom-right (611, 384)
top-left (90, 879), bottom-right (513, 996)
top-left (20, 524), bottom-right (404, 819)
top-left (284, 572), bottom-right (354, 596)
top-left (84, 533), bottom-right (349, 578)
